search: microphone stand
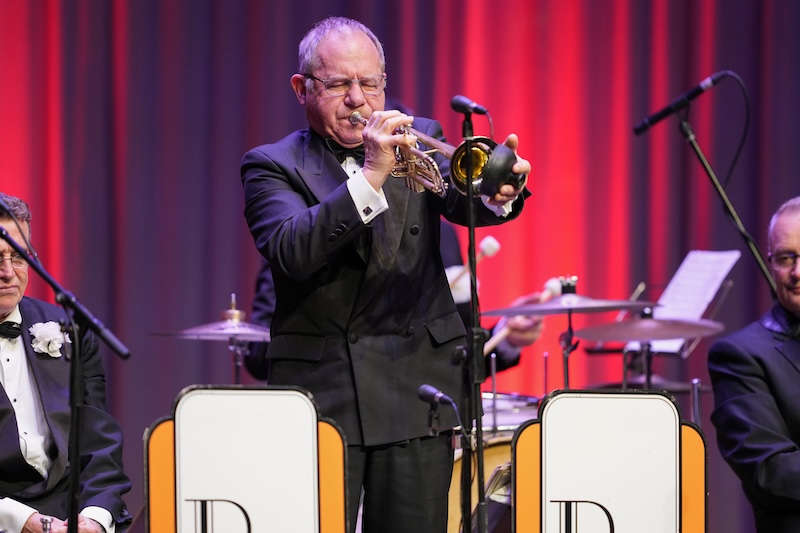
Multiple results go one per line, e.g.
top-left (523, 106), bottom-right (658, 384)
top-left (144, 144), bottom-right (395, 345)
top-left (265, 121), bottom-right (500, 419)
top-left (458, 110), bottom-right (490, 533)
top-left (677, 118), bottom-right (777, 297)
top-left (0, 227), bottom-right (130, 533)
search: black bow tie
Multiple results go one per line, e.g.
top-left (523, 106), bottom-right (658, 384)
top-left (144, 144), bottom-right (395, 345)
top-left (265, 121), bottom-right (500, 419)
top-left (0, 321), bottom-right (21, 340)
top-left (325, 139), bottom-right (365, 165)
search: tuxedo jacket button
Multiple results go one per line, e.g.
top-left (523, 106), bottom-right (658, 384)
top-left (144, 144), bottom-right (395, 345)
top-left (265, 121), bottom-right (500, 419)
top-left (348, 333), bottom-right (359, 344)
top-left (409, 224), bottom-right (420, 235)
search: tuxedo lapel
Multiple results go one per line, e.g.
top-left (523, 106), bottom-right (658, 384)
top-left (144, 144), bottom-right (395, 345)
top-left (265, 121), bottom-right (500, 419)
top-left (18, 299), bottom-right (70, 488)
top-left (297, 131), bottom-right (349, 204)
top-left (775, 337), bottom-right (800, 376)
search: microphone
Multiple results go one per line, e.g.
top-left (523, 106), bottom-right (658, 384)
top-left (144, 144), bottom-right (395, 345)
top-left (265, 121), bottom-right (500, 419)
top-left (633, 71), bottom-right (726, 135)
top-left (450, 94), bottom-right (488, 115)
top-left (417, 384), bottom-right (454, 406)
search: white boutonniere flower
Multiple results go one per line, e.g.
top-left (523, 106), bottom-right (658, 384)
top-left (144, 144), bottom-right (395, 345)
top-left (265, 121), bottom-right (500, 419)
top-left (29, 321), bottom-right (71, 358)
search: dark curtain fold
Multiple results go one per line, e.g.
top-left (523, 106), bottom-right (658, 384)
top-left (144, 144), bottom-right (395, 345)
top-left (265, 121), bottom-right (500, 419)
top-left (2, 1), bottom-right (798, 530)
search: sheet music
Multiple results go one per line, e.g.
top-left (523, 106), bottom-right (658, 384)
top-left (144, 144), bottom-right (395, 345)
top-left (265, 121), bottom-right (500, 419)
top-left (628, 250), bottom-right (740, 355)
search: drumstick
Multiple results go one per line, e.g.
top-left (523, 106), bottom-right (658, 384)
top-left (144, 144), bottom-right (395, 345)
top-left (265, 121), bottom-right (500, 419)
top-left (448, 235), bottom-right (500, 289)
top-left (483, 277), bottom-right (561, 355)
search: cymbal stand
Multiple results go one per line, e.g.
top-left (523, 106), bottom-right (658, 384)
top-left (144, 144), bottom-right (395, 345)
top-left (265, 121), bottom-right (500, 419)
top-left (489, 353), bottom-right (498, 433)
top-left (558, 311), bottom-right (579, 389)
top-left (228, 337), bottom-right (249, 384)
top-left (556, 277), bottom-right (579, 389)
top-left (642, 341), bottom-right (654, 389)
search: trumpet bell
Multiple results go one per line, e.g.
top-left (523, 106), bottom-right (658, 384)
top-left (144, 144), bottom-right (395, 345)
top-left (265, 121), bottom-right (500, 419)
top-left (451, 138), bottom-right (526, 197)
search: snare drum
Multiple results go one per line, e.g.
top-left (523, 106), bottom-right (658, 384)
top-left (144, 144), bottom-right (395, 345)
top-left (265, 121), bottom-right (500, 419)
top-left (481, 392), bottom-right (539, 433)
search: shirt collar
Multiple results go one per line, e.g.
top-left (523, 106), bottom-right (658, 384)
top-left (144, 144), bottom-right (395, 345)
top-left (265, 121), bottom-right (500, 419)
top-left (1, 305), bottom-right (21, 325)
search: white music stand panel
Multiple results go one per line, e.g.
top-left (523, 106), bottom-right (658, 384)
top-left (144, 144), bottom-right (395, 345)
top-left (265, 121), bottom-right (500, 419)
top-left (175, 387), bottom-right (319, 533)
top-left (541, 392), bottom-right (679, 533)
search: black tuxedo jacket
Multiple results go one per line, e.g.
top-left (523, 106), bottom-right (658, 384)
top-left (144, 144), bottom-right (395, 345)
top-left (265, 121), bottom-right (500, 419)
top-left (0, 297), bottom-right (130, 525)
top-left (241, 118), bottom-right (526, 446)
top-left (708, 304), bottom-right (800, 533)
top-left (244, 220), bottom-right (521, 380)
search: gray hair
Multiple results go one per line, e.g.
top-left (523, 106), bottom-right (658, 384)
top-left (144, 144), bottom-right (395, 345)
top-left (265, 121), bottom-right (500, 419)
top-left (298, 17), bottom-right (385, 89)
top-left (768, 195), bottom-right (800, 252)
top-left (0, 192), bottom-right (32, 224)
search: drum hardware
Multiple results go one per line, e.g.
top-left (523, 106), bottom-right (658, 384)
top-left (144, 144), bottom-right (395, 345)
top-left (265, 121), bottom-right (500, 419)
top-left (484, 277), bottom-right (657, 389)
top-left (157, 293), bottom-right (270, 384)
top-left (690, 378), bottom-right (703, 424)
top-left (576, 310), bottom-right (723, 390)
top-left (348, 111), bottom-right (526, 198)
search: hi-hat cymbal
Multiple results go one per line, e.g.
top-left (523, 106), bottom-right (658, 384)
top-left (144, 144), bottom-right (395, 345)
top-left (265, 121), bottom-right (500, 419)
top-left (170, 319), bottom-right (270, 342)
top-left (575, 317), bottom-right (723, 342)
top-left (483, 294), bottom-right (657, 317)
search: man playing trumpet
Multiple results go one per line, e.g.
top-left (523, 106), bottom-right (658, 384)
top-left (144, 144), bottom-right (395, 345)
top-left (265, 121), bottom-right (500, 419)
top-left (241, 16), bottom-right (530, 533)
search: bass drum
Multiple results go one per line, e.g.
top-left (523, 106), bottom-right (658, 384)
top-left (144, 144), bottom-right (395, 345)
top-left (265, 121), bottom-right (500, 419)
top-left (448, 436), bottom-right (511, 533)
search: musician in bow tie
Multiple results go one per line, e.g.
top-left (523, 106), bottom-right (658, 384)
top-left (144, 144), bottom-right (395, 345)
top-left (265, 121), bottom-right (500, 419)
top-left (0, 193), bottom-right (130, 533)
top-left (240, 16), bottom-right (531, 533)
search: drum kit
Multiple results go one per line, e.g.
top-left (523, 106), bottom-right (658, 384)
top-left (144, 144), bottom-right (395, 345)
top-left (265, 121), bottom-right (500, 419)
top-left (446, 280), bottom-right (724, 533)
top-left (483, 276), bottom-right (723, 391)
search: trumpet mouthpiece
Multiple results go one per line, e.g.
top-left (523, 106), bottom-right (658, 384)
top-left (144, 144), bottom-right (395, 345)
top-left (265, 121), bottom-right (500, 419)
top-left (349, 111), bottom-right (366, 125)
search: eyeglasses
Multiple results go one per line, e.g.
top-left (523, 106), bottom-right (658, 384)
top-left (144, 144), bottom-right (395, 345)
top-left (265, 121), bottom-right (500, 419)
top-left (769, 251), bottom-right (799, 271)
top-left (0, 252), bottom-right (28, 270)
top-left (304, 73), bottom-right (387, 96)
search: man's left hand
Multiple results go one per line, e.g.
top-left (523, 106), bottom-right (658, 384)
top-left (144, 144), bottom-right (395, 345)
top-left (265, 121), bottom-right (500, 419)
top-left (487, 133), bottom-right (530, 206)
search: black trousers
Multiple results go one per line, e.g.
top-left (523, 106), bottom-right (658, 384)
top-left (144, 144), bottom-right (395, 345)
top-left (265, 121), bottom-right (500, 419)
top-left (347, 433), bottom-right (454, 533)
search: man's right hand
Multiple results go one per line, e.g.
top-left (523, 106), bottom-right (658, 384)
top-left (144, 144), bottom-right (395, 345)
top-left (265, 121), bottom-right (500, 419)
top-left (22, 512), bottom-right (67, 533)
top-left (360, 110), bottom-right (416, 191)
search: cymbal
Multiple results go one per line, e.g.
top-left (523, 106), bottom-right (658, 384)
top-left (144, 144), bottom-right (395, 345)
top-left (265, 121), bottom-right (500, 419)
top-left (575, 317), bottom-right (723, 342)
top-left (483, 294), bottom-right (657, 317)
top-left (171, 319), bottom-right (270, 342)
top-left (592, 374), bottom-right (710, 393)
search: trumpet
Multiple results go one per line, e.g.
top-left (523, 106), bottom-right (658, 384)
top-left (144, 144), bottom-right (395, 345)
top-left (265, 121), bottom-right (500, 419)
top-left (348, 111), bottom-right (526, 198)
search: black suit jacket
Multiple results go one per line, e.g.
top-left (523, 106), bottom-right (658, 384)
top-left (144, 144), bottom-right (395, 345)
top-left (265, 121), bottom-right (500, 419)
top-left (244, 220), bottom-right (521, 380)
top-left (708, 304), bottom-right (800, 533)
top-left (0, 297), bottom-right (130, 525)
top-left (241, 119), bottom-right (526, 446)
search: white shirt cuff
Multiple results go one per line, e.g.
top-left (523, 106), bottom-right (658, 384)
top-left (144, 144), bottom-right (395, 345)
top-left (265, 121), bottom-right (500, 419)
top-left (346, 168), bottom-right (389, 223)
top-left (0, 497), bottom-right (37, 533)
top-left (81, 506), bottom-right (115, 533)
top-left (481, 196), bottom-right (513, 217)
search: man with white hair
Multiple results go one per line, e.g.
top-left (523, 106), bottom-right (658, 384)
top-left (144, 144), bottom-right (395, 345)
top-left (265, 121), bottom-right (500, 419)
top-left (708, 195), bottom-right (800, 533)
top-left (241, 16), bottom-right (530, 533)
